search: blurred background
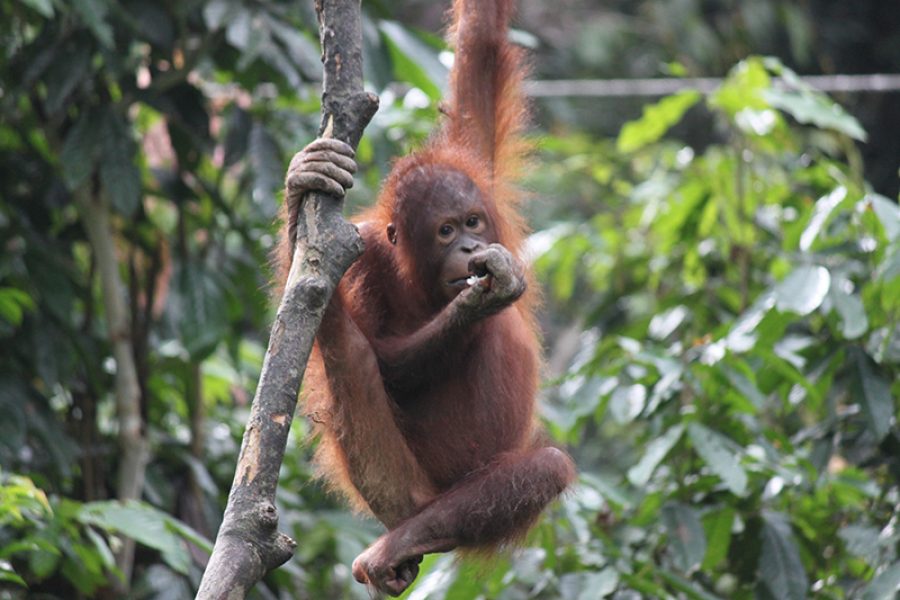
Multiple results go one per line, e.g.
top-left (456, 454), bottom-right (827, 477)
top-left (1, 0), bottom-right (898, 598)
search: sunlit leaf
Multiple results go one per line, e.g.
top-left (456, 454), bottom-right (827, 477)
top-left (627, 424), bottom-right (683, 486)
top-left (379, 21), bottom-right (447, 100)
top-left (799, 186), bottom-right (847, 251)
top-left (867, 193), bottom-right (900, 241)
top-left (774, 265), bottom-right (830, 316)
top-left (864, 562), bottom-right (900, 600)
top-left (765, 89), bottom-right (867, 141)
top-left (560, 568), bottom-right (619, 599)
top-left (617, 90), bottom-right (701, 153)
top-left (710, 58), bottom-right (770, 116)
top-left (830, 285), bottom-right (868, 339)
top-left (688, 423), bottom-right (747, 496)
top-left (609, 384), bottom-right (646, 424)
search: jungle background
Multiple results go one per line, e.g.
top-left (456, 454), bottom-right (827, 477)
top-left (1, 0), bottom-right (899, 598)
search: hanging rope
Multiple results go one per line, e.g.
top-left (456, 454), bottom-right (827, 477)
top-left (525, 73), bottom-right (900, 98)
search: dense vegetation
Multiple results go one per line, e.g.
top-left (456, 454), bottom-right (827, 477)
top-left (1, 0), bottom-right (897, 598)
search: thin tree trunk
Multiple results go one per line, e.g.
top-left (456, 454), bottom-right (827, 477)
top-left (195, 1), bottom-right (378, 597)
top-left (75, 187), bottom-right (149, 591)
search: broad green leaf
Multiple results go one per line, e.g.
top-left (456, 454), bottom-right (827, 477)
top-left (173, 261), bottom-right (230, 360)
top-left (830, 285), bottom-right (868, 339)
top-left (609, 384), bottom-right (646, 424)
top-left (79, 500), bottom-right (203, 575)
top-left (765, 88), bottom-right (867, 141)
top-left (701, 507), bottom-right (734, 570)
top-left (60, 109), bottom-right (103, 190)
top-left (28, 545), bottom-right (60, 579)
top-left (662, 502), bottom-right (706, 574)
top-left (627, 424), bottom-right (683, 486)
top-left (43, 44), bottom-right (91, 115)
top-left (710, 58), bottom-right (770, 116)
top-left (839, 525), bottom-right (883, 565)
top-left (560, 568), bottom-right (619, 599)
top-left (850, 347), bottom-right (895, 441)
top-left (617, 90), bottom-right (701, 153)
top-left (99, 114), bottom-right (141, 216)
top-left (688, 423), bottom-right (747, 496)
top-left (774, 265), bottom-right (830, 316)
top-left (867, 193), bottom-right (900, 241)
top-left (759, 512), bottom-right (808, 600)
top-left (864, 562), bottom-right (900, 600)
top-left (379, 21), bottom-right (446, 101)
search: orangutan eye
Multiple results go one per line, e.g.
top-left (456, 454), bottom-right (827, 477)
top-left (465, 215), bottom-right (480, 228)
top-left (439, 224), bottom-right (454, 237)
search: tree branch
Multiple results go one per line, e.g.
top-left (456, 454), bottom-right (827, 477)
top-left (195, 1), bottom-right (377, 597)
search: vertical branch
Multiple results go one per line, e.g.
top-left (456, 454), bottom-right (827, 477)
top-left (75, 187), bottom-right (149, 590)
top-left (195, 1), bottom-right (377, 598)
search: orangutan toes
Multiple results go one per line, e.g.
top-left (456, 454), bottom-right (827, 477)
top-left (351, 543), bottom-right (423, 597)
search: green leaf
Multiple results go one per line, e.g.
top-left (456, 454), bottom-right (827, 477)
top-left (60, 109), bottom-right (103, 190)
top-left (28, 544), bottom-right (60, 579)
top-left (710, 58), bottom-right (770, 116)
top-left (0, 288), bottom-right (35, 326)
top-left (617, 90), bottom-right (701, 153)
top-left (609, 384), bottom-right (646, 424)
top-left (0, 566), bottom-right (27, 587)
top-left (560, 568), bottom-right (619, 599)
top-left (627, 424), bottom-right (683, 486)
top-left (864, 562), bottom-right (900, 600)
top-left (43, 44), bottom-right (91, 115)
top-left (829, 284), bottom-right (868, 339)
top-left (867, 193), bottom-right (900, 242)
top-left (379, 21), bottom-right (447, 101)
top-left (21, 0), bottom-right (54, 17)
top-left (722, 366), bottom-right (766, 410)
top-left (850, 347), bottom-right (895, 442)
top-left (71, 0), bottom-right (114, 47)
top-left (99, 114), bottom-right (141, 216)
top-left (765, 88), bottom-right (867, 141)
top-left (79, 500), bottom-right (200, 575)
top-left (662, 502), bottom-right (706, 574)
top-left (687, 423), bottom-right (747, 496)
top-left (175, 262), bottom-right (229, 360)
top-left (759, 511), bottom-right (808, 600)
top-left (701, 507), bottom-right (734, 571)
top-left (774, 265), bottom-right (830, 316)
top-left (799, 186), bottom-right (847, 251)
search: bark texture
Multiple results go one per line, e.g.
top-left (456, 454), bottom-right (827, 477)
top-left (195, 1), bottom-right (377, 598)
top-left (75, 188), bottom-right (148, 591)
